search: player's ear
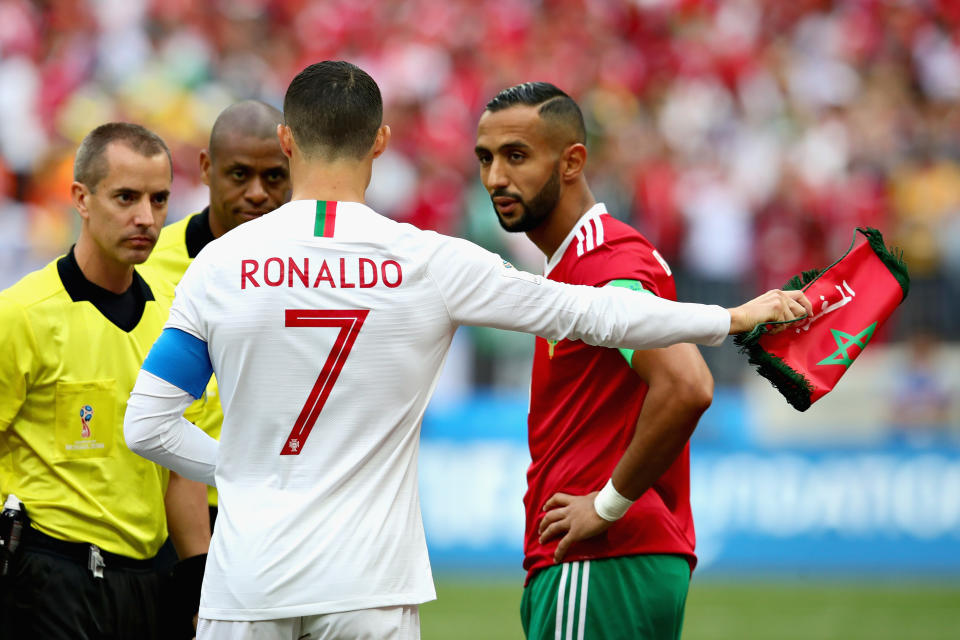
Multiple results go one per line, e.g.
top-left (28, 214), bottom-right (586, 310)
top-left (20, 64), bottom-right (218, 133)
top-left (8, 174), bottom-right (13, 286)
top-left (560, 143), bottom-right (587, 182)
top-left (71, 181), bottom-right (92, 222)
top-left (277, 124), bottom-right (295, 159)
top-left (371, 125), bottom-right (391, 159)
top-left (199, 149), bottom-right (212, 187)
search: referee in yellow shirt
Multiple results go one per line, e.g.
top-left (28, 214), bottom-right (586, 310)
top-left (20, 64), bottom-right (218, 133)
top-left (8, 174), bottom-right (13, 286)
top-left (147, 100), bottom-right (290, 528)
top-left (0, 123), bottom-right (210, 639)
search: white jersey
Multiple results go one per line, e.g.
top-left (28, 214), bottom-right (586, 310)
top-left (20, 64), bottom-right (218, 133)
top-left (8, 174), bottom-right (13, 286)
top-left (126, 199), bottom-right (730, 621)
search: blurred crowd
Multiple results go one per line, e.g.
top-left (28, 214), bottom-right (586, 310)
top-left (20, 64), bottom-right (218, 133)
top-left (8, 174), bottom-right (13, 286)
top-left (1, 0), bottom-right (959, 397)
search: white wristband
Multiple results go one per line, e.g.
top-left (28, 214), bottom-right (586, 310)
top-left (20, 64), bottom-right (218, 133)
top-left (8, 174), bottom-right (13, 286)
top-left (593, 478), bottom-right (634, 522)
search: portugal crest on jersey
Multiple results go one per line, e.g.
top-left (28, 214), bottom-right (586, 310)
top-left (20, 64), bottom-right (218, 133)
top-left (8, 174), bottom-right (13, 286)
top-left (546, 339), bottom-right (558, 358)
top-left (79, 404), bottom-right (93, 439)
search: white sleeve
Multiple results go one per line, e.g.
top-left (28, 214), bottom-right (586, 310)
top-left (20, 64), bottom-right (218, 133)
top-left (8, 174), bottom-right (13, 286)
top-left (124, 370), bottom-right (218, 486)
top-left (427, 237), bottom-right (730, 349)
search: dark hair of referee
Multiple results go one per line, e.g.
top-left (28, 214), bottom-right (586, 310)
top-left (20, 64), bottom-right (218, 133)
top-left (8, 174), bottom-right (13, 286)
top-left (74, 122), bottom-right (172, 190)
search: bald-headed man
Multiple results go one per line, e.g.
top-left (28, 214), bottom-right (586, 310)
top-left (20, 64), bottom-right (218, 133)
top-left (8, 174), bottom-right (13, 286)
top-left (151, 100), bottom-right (291, 277)
top-left (203, 100), bottom-right (292, 236)
top-left (148, 100), bottom-right (291, 522)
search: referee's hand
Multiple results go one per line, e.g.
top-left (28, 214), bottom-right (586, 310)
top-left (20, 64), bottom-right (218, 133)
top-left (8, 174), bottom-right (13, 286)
top-left (538, 492), bottom-right (611, 563)
top-left (727, 289), bottom-right (812, 335)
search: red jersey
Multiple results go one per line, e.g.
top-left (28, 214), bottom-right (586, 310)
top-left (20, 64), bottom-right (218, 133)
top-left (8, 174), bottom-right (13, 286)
top-left (524, 204), bottom-right (696, 581)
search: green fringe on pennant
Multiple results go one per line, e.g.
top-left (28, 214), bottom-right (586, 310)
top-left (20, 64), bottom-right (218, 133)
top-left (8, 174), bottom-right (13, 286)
top-left (731, 260), bottom-right (821, 410)
top-left (734, 323), bottom-right (766, 347)
top-left (857, 227), bottom-right (910, 300)
top-left (733, 330), bottom-right (815, 411)
top-left (783, 268), bottom-right (822, 292)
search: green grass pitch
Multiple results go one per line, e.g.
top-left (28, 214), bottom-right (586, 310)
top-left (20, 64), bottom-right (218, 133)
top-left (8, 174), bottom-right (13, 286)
top-left (421, 575), bottom-right (960, 639)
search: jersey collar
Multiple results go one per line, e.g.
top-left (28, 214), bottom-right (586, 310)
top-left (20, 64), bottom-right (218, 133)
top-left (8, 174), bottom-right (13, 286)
top-left (185, 207), bottom-right (215, 258)
top-left (58, 246), bottom-right (154, 332)
top-left (543, 202), bottom-right (608, 277)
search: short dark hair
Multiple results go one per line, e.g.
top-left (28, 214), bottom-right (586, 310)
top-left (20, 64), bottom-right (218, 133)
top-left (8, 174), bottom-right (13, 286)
top-left (485, 82), bottom-right (586, 144)
top-left (283, 61), bottom-right (382, 160)
top-left (73, 122), bottom-right (172, 191)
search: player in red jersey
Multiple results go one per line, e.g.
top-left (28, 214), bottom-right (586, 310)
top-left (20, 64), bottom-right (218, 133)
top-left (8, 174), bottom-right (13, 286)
top-left (476, 83), bottom-right (716, 639)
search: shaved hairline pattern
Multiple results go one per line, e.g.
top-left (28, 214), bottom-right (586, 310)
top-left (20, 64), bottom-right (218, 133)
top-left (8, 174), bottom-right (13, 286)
top-left (484, 82), bottom-right (586, 146)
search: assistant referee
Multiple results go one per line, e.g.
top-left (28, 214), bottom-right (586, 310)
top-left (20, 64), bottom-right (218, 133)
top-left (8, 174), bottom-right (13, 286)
top-left (0, 123), bottom-right (210, 639)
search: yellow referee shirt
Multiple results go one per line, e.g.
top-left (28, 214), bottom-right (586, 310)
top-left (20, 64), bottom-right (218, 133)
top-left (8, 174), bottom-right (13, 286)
top-left (147, 209), bottom-right (223, 508)
top-left (0, 253), bottom-right (179, 559)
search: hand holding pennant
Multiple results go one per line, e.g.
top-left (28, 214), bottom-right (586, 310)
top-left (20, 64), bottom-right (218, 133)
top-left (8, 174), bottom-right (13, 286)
top-left (735, 227), bottom-right (910, 411)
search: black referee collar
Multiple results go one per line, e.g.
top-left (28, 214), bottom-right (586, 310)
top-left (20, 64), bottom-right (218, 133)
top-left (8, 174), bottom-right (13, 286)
top-left (57, 246), bottom-right (154, 333)
top-left (185, 207), bottom-right (215, 258)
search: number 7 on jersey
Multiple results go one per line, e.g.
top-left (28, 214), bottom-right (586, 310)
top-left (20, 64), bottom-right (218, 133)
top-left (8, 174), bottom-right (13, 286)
top-left (281, 309), bottom-right (369, 455)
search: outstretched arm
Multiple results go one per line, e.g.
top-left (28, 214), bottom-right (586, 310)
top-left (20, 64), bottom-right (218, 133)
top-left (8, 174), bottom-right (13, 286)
top-left (431, 238), bottom-right (811, 349)
top-left (538, 342), bottom-right (713, 562)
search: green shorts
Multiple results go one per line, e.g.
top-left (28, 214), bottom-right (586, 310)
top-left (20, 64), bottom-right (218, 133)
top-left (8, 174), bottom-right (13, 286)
top-left (520, 554), bottom-right (690, 640)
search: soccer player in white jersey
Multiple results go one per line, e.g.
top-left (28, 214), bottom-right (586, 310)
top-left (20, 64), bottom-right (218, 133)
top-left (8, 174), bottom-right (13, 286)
top-left (123, 60), bottom-right (811, 640)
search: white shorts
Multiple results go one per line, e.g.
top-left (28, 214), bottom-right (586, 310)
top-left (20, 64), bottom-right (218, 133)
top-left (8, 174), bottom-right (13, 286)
top-left (197, 605), bottom-right (420, 640)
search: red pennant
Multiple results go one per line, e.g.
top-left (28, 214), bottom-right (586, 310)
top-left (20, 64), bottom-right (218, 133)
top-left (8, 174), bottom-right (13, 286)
top-left (736, 228), bottom-right (909, 411)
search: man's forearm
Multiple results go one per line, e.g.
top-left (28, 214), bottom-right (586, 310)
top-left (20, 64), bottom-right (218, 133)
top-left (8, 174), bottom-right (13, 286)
top-left (165, 471), bottom-right (210, 558)
top-left (610, 381), bottom-right (709, 500)
top-left (609, 345), bottom-right (713, 501)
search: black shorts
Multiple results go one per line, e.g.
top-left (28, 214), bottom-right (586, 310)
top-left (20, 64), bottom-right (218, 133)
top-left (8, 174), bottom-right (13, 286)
top-left (1, 536), bottom-right (162, 640)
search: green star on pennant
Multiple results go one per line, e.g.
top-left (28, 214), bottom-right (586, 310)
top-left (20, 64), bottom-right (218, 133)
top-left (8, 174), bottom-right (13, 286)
top-left (817, 322), bottom-right (877, 368)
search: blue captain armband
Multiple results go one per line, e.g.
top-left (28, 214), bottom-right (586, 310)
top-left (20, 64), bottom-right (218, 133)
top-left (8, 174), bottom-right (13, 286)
top-left (142, 328), bottom-right (213, 399)
top-left (605, 279), bottom-right (655, 366)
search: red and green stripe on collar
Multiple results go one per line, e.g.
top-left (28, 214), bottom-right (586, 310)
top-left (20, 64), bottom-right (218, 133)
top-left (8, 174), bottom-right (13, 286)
top-left (314, 200), bottom-right (338, 238)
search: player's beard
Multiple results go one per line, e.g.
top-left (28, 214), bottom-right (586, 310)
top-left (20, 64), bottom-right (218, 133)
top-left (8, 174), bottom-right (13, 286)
top-left (492, 167), bottom-right (561, 233)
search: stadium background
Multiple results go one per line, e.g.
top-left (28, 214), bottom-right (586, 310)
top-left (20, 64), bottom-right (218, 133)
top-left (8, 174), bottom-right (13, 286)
top-left (1, 0), bottom-right (958, 637)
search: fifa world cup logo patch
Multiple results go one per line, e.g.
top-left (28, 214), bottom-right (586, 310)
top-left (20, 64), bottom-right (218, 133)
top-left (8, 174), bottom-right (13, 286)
top-left (79, 405), bottom-right (94, 439)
